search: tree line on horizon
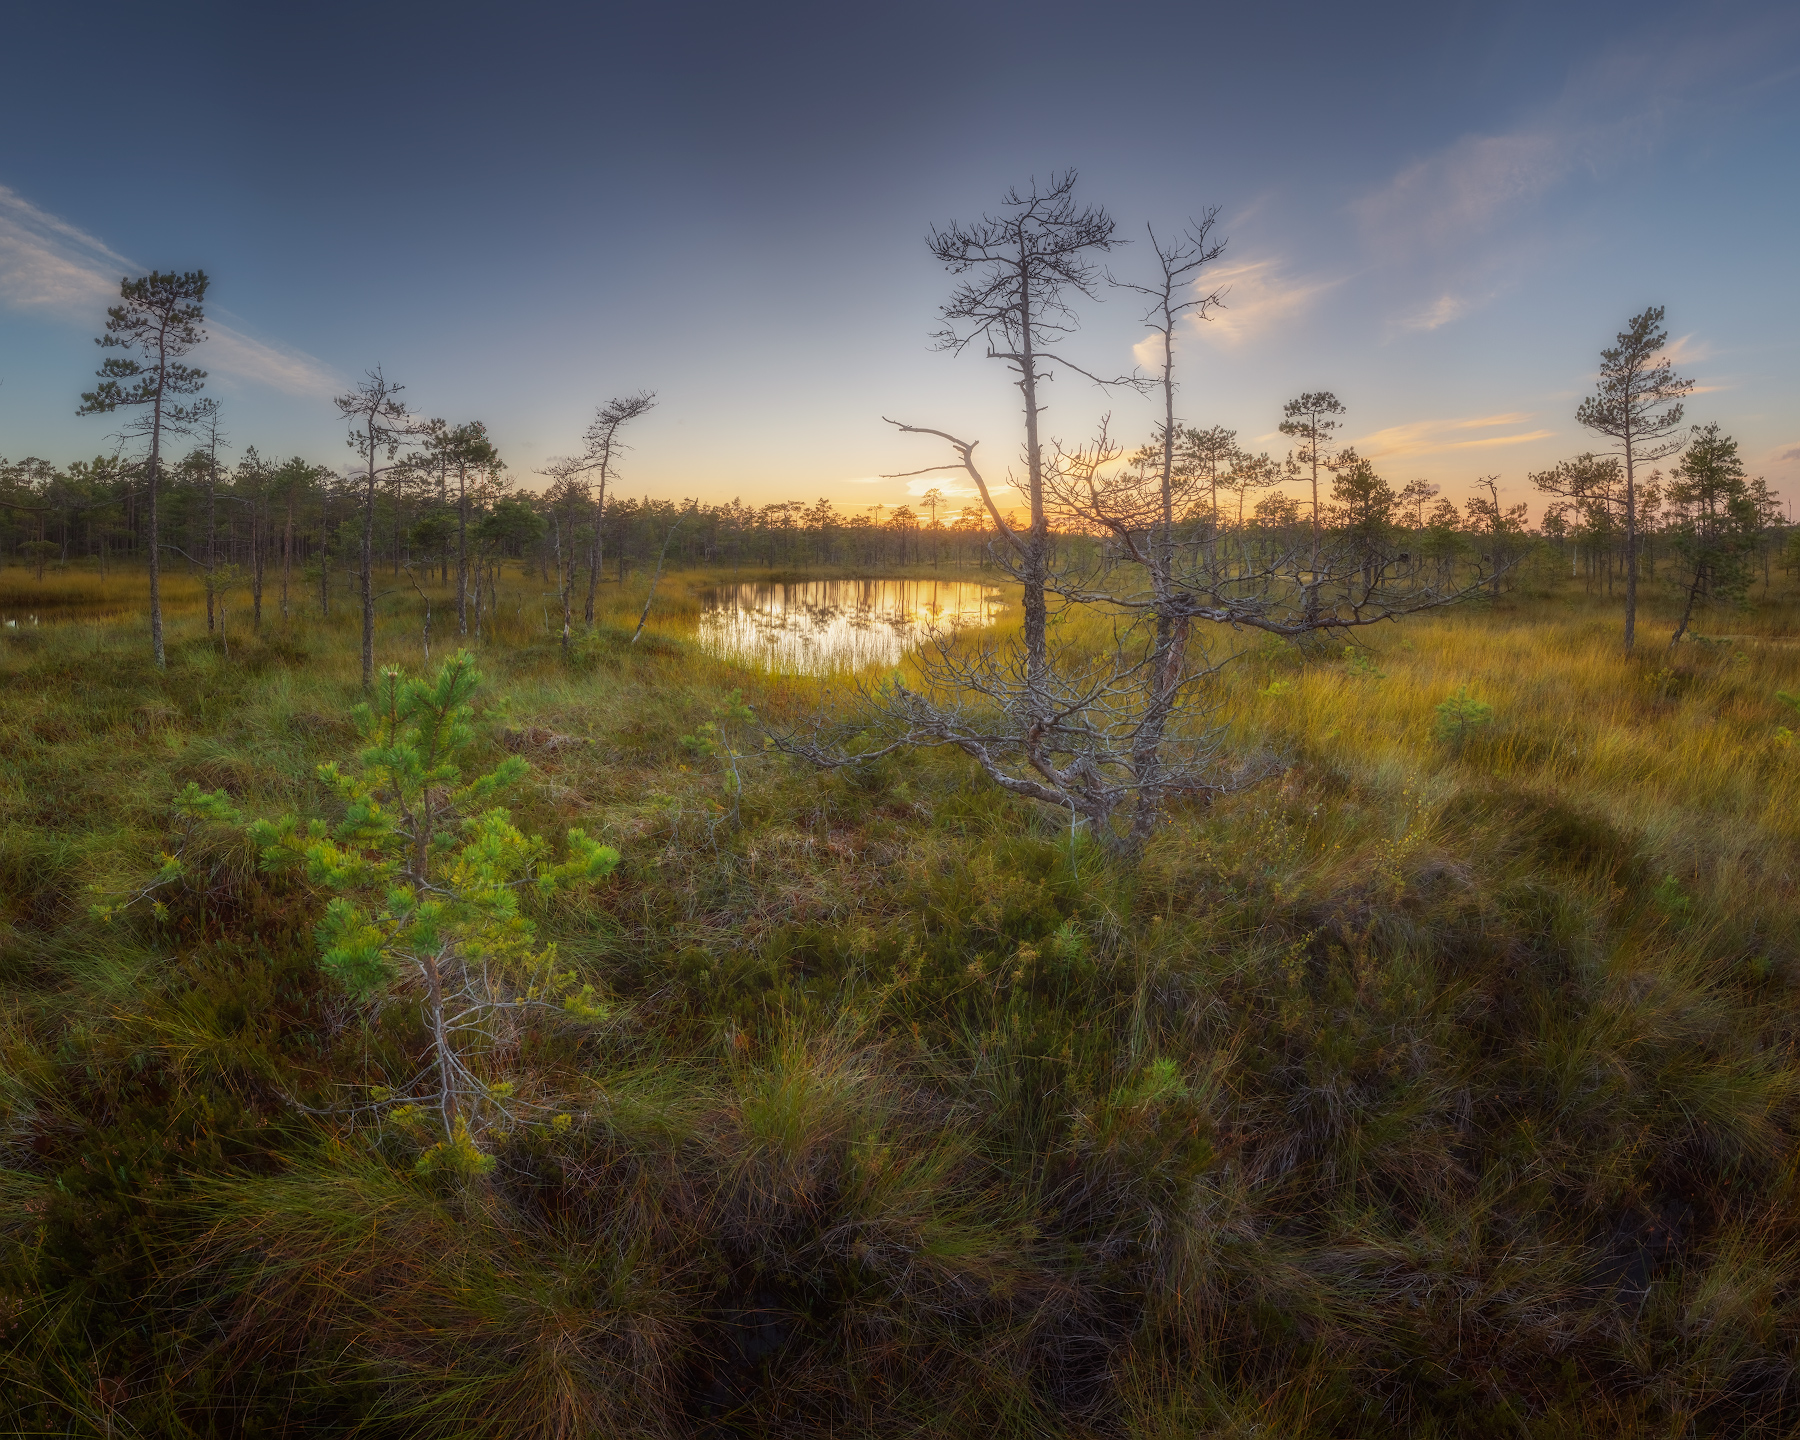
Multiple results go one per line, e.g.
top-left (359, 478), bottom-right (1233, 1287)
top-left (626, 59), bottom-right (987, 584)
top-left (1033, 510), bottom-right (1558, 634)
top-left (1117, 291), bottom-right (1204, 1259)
top-left (0, 226), bottom-right (1785, 684)
top-left (5, 436), bottom-right (1782, 613)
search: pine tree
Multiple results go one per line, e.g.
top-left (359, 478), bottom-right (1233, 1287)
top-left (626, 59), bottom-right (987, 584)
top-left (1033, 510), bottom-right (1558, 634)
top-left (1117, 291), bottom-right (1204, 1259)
top-left (1665, 423), bottom-right (1759, 647)
top-left (1576, 306), bottom-right (1693, 651)
top-left (77, 270), bottom-right (210, 668)
top-left (249, 652), bottom-right (619, 1172)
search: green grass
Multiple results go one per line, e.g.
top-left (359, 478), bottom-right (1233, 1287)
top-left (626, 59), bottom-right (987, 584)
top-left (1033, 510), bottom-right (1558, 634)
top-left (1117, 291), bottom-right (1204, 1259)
top-left (3, 556), bottom-right (1800, 1437)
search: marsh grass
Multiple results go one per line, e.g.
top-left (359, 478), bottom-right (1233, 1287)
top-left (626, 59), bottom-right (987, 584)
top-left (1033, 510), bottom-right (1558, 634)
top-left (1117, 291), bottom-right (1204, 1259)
top-left (3, 559), bottom-right (1800, 1436)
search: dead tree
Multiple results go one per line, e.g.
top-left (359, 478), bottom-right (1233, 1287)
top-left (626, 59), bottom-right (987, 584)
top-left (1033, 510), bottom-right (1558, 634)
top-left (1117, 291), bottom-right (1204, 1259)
top-left (1104, 219), bottom-right (1227, 837)
top-left (912, 171), bottom-right (1133, 711)
top-left (1050, 470), bottom-right (1508, 646)
top-left (782, 189), bottom-right (1245, 855)
top-left (579, 392), bottom-right (656, 623)
top-left (540, 456), bottom-right (587, 652)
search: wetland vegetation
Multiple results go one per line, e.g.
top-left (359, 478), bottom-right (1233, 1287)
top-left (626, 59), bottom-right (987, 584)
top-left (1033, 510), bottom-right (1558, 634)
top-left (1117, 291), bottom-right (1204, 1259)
top-left (3, 549), bottom-right (1800, 1437)
top-left (3, 179), bottom-right (1798, 1439)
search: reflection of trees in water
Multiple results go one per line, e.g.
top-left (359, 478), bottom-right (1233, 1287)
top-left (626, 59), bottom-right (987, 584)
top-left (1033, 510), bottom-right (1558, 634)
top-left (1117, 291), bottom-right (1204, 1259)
top-left (697, 579), bottom-right (1003, 672)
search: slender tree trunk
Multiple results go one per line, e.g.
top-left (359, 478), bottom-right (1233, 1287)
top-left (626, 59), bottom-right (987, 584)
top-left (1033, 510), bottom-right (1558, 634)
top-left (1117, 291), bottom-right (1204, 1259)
top-left (631, 513), bottom-right (684, 644)
top-left (1623, 435), bottom-right (1638, 652)
top-left (438, 458), bottom-right (449, 585)
top-left (1670, 561), bottom-right (1705, 648)
top-left (585, 473), bottom-right (607, 624)
top-left (319, 484), bottom-right (331, 619)
top-left (472, 549), bottom-right (483, 640)
top-left (1016, 262), bottom-right (1049, 724)
top-left (206, 451), bottom-right (219, 632)
top-left (281, 485), bottom-right (293, 621)
top-left (252, 496), bottom-right (265, 627)
top-left (554, 513), bottom-right (572, 652)
top-left (421, 955), bottom-right (462, 1142)
top-left (456, 461), bottom-right (469, 635)
top-left (1305, 440), bottom-right (1323, 621)
top-left (149, 382), bottom-right (166, 669)
top-left (1130, 303), bottom-right (1188, 846)
top-left (362, 424), bottom-right (377, 689)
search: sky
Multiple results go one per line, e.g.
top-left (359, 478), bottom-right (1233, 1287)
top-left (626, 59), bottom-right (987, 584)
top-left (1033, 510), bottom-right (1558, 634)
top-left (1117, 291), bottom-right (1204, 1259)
top-left (1, 0), bottom-right (1797, 521)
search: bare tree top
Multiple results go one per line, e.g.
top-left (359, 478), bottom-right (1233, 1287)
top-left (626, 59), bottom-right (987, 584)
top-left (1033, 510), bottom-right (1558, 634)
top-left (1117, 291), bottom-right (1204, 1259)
top-left (335, 367), bottom-right (426, 463)
top-left (927, 171), bottom-right (1125, 363)
top-left (1110, 212), bottom-right (1228, 335)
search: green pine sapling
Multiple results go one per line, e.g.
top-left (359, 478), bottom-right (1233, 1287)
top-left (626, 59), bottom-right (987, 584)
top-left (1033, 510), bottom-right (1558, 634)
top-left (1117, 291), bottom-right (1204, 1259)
top-left (250, 651), bottom-right (619, 1174)
top-left (1432, 686), bottom-right (1494, 753)
top-left (90, 782), bottom-right (243, 925)
top-left (678, 688), bottom-right (755, 827)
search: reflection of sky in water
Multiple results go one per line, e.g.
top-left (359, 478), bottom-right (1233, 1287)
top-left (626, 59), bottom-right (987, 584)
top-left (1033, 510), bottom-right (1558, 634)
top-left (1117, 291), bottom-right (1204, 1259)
top-left (697, 579), bottom-right (1006, 674)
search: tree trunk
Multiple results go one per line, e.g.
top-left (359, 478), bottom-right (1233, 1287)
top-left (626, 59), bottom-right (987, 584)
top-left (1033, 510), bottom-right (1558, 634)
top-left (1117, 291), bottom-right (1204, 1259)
top-left (149, 386), bottom-right (165, 669)
top-left (206, 459), bottom-right (217, 633)
top-left (1670, 561), bottom-right (1704, 648)
top-left (585, 478), bottom-right (605, 624)
top-left (282, 486), bottom-right (293, 621)
top-left (319, 486), bottom-right (331, 619)
top-left (362, 427), bottom-right (377, 689)
top-left (1016, 261), bottom-right (1049, 726)
top-left (456, 461), bottom-right (469, 635)
top-left (1623, 455), bottom-right (1638, 652)
top-left (252, 495), bottom-right (265, 627)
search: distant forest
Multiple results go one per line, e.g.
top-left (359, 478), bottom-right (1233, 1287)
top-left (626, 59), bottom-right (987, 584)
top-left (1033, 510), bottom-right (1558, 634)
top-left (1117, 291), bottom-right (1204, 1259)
top-left (2, 434), bottom-right (1787, 598)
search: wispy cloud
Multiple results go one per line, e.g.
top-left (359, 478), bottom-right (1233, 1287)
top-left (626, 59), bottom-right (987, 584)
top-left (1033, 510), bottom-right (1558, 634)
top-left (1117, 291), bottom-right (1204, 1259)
top-left (0, 184), bottom-right (338, 398)
top-left (205, 318), bottom-right (339, 398)
top-left (1356, 412), bottom-right (1554, 461)
top-left (1658, 333), bottom-right (1715, 367)
top-left (1353, 20), bottom-right (1797, 261)
top-left (1185, 258), bottom-right (1341, 347)
top-left (1353, 14), bottom-right (1800, 333)
top-left (903, 475), bottom-right (976, 498)
top-left (1353, 130), bottom-right (1583, 259)
top-left (853, 471), bottom-right (978, 499)
top-left (0, 184), bottom-right (127, 311)
top-left (1395, 293), bottom-right (1476, 334)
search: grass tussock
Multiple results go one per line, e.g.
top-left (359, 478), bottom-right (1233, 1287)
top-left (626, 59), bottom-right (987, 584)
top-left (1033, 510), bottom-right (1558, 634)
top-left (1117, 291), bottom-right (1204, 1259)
top-left (3, 558), bottom-right (1800, 1436)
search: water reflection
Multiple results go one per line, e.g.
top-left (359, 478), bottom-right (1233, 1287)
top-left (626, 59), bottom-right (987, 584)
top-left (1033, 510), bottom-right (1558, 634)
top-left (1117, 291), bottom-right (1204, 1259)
top-left (696, 578), bottom-right (1006, 674)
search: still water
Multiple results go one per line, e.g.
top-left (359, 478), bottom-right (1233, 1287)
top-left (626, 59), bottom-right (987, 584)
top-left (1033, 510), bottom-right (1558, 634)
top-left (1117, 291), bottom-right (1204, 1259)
top-left (696, 578), bottom-right (1007, 674)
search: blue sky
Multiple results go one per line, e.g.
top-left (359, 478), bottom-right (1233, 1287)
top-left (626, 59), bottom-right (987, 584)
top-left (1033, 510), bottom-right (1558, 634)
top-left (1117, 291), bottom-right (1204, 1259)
top-left (2, 0), bottom-right (1796, 519)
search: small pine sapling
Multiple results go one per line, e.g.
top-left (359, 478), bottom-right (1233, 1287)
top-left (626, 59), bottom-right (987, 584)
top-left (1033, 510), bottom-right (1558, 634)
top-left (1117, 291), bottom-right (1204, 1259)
top-left (90, 782), bottom-right (244, 925)
top-left (1775, 690), bottom-right (1800, 748)
top-left (249, 651), bottom-right (619, 1174)
top-left (1651, 873), bottom-right (1694, 919)
top-left (1432, 687), bottom-right (1494, 753)
top-left (679, 688), bottom-right (756, 828)
top-left (204, 562), bottom-right (245, 657)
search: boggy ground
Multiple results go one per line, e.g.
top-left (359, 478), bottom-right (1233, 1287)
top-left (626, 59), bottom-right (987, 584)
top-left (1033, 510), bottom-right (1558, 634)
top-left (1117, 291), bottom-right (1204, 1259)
top-left (3, 561), bottom-right (1800, 1438)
